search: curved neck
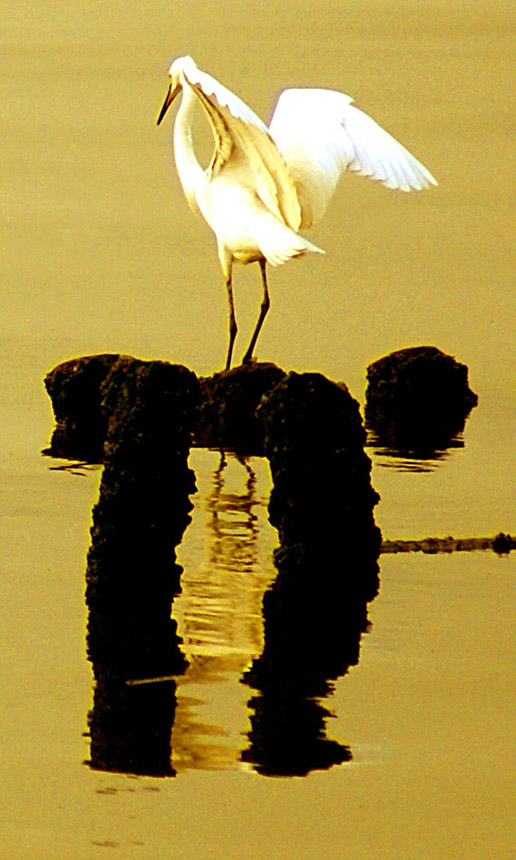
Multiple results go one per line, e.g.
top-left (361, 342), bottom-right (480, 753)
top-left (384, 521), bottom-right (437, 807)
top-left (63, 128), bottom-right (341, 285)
top-left (174, 83), bottom-right (205, 208)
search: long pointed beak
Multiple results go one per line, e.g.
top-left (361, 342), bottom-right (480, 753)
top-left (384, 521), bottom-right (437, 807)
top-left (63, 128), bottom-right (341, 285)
top-left (157, 83), bottom-right (180, 125)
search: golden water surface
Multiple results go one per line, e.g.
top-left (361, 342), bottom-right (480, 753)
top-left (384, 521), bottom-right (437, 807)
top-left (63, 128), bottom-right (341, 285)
top-left (1, 0), bottom-right (515, 857)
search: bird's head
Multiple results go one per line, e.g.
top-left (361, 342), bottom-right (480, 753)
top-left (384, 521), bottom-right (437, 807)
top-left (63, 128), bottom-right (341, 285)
top-left (157, 56), bottom-right (197, 125)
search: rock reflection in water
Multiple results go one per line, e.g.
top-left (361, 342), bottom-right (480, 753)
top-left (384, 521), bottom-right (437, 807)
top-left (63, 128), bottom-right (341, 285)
top-left (242, 546), bottom-right (375, 776)
top-left (76, 360), bottom-right (381, 779)
top-left (367, 440), bottom-right (455, 473)
top-left (85, 360), bottom-right (199, 777)
top-left (242, 372), bottom-right (381, 777)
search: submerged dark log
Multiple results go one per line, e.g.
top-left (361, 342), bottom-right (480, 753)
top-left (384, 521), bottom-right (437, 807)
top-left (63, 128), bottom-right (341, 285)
top-left (86, 358), bottom-right (199, 776)
top-left (365, 346), bottom-right (478, 454)
top-left (381, 533), bottom-right (516, 555)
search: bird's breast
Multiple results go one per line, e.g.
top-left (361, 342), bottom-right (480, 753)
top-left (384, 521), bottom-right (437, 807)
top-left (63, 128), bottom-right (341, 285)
top-left (197, 179), bottom-right (267, 264)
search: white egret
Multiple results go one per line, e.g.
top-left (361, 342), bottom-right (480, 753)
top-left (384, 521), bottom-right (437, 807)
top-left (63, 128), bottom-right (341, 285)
top-left (157, 56), bottom-right (437, 369)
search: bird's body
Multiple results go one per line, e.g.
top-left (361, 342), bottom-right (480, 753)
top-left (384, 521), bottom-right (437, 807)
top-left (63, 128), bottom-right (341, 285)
top-left (157, 56), bottom-right (436, 368)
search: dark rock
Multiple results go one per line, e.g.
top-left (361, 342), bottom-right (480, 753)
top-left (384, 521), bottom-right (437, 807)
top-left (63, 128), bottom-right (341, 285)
top-left (259, 371), bottom-right (381, 601)
top-left (365, 346), bottom-right (478, 454)
top-left (43, 355), bottom-right (384, 777)
top-left (260, 373), bottom-right (381, 550)
top-left (99, 357), bottom-right (200, 484)
top-left (195, 362), bottom-right (287, 454)
top-left (44, 356), bottom-right (286, 460)
top-left (43, 354), bottom-right (122, 461)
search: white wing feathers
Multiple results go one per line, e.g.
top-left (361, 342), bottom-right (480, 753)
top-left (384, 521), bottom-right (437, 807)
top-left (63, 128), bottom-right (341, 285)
top-left (269, 88), bottom-right (437, 229)
top-left (179, 59), bottom-right (436, 235)
top-left (180, 58), bottom-right (269, 132)
top-left (182, 62), bottom-right (302, 231)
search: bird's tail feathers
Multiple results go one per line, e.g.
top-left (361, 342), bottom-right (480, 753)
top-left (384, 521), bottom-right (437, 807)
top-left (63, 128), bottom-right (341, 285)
top-left (255, 216), bottom-right (325, 267)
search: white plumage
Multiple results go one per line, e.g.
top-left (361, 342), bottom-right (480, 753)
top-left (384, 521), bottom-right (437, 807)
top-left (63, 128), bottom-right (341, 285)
top-left (157, 56), bottom-right (437, 369)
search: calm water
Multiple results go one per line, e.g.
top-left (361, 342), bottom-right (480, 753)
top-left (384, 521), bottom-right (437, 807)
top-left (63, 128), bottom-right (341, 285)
top-left (1, 0), bottom-right (515, 856)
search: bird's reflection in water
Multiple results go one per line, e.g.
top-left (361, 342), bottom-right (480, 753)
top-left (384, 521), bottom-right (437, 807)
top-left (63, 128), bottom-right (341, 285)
top-left (207, 452), bottom-right (259, 573)
top-left (171, 451), bottom-right (278, 772)
top-left (174, 450), bottom-right (379, 777)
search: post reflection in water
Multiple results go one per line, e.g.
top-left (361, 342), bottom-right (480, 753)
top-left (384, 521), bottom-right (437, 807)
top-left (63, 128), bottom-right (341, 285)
top-left (84, 360), bottom-right (199, 778)
top-left (242, 542), bottom-right (378, 777)
top-left (85, 446), bottom-right (379, 778)
top-left (173, 448), bottom-right (379, 778)
top-left (86, 484), bottom-right (188, 780)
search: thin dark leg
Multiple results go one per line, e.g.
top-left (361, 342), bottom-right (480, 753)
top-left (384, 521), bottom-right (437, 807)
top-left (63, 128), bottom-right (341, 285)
top-left (225, 274), bottom-right (238, 371)
top-left (242, 259), bottom-right (270, 365)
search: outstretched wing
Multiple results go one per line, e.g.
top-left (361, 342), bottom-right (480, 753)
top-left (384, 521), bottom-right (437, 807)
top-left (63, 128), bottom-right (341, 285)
top-left (269, 88), bottom-right (437, 229)
top-left (182, 60), bottom-right (302, 231)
